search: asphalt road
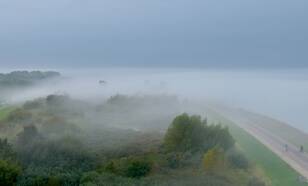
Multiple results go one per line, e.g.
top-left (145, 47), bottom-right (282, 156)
top-left (215, 107), bottom-right (308, 181)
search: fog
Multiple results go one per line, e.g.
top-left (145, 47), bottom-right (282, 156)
top-left (2, 68), bottom-right (308, 133)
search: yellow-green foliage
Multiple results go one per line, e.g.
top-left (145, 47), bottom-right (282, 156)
top-left (203, 147), bottom-right (226, 172)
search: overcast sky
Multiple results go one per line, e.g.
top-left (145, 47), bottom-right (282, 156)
top-left (1, 0), bottom-right (307, 68)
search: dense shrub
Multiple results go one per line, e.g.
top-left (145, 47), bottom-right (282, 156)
top-left (125, 160), bottom-right (151, 178)
top-left (17, 136), bottom-right (95, 170)
top-left (0, 160), bottom-right (21, 186)
top-left (102, 157), bottom-right (152, 178)
top-left (226, 149), bottom-right (249, 169)
top-left (80, 172), bottom-right (137, 186)
top-left (0, 138), bottom-right (21, 186)
top-left (165, 151), bottom-right (202, 168)
top-left (0, 138), bottom-right (16, 161)
top-left (80, 172), bottom-right (235, 186)
top-left (17, 166), bottom-right (81, 186)
top-left (166, 153), bottom-right (182, 169)
top-left (203, 147), bottom-right (226, 172)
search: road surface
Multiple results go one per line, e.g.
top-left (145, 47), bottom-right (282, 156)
top-left (214, 106), bottom-right (308, 181)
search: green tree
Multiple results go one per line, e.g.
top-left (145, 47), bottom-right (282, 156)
top-left (164, 113), bottom-right (234, 153)
top-left (0, 160), bottom-right (21, 186)
top-left (102, 157), bottom-right (152, 179)
top-left (125, 160), bottom-right (151, 178)
top-left (0, 138), bottom-right (16, 161)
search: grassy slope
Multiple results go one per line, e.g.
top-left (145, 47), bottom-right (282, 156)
top-left (0, 106), bottom-right (15, 120)
top-left (208, 113), bottom-right (307, 186)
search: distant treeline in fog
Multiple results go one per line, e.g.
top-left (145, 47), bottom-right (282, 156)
top-left (0, 71), bottom-right (60, 87)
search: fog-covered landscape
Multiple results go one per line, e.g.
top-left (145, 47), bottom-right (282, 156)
top-left (1, 69), bottom-right (308, 185)
top-left (2, 68), bottom-right (308, 132)
top-left (1, 0), bottom-right (308, 185)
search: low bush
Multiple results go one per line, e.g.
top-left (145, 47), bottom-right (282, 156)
top-left (226, 149), bottom-right (249, 169)
top-left (103, 157), bottom-right (152, 178)
top-left (0, 160), bottom-right (21, 186)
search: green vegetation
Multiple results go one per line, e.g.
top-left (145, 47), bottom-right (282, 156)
top-left (102, 157), bottom-right (152, 178)
top-left (231, 126), bottom-right (304, 186)
top-left (0, 71), bottom-right (60, 87)
top-left (0, 71), bottom-right (61, 104)
top-left (0, 138), bottom-right (21, 186)
top-left (203, 147), bottom-right (226, 172)
top-left (0, 160), bottom-right (21, 186)
top-left (0, 107), bottom-right (15, 120)
top-left (0, 95), bottom-right (267, 185)
top-left (164, 113), bottom-right (234, 152)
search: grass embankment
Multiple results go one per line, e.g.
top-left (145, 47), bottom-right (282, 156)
top-left (208, 113), bottom-right (308, 186)
top-left (0, 106), bottom-right (15, 120)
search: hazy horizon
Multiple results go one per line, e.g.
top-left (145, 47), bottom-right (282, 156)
top-left (1, 1), bottom-right (308, 184)
top-left (2, 67), bottom-right (308, 133)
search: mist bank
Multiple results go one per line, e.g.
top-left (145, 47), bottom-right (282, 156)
top-left (0, 93), bottom-right (263, 185)
top-left (1, 68), bottom-right (308, 132)
top-left (0, 71), bottom-right (62, 104)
